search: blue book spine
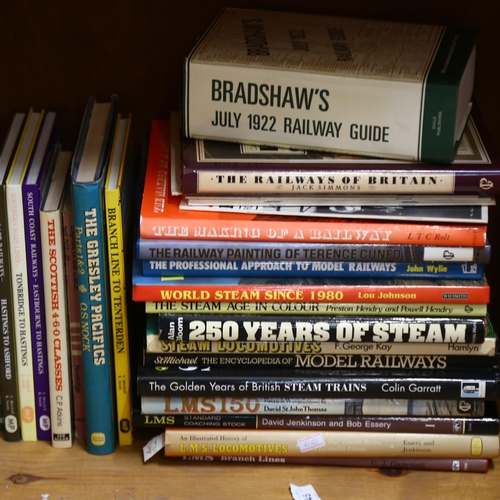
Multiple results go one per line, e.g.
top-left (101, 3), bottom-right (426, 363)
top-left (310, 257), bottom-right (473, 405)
top-left (142, 259), bottom-right (483, 280)
top-left (71, 180), bottom-right (116, 454)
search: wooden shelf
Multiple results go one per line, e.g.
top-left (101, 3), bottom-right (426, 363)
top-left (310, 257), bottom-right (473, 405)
top-left (1, 433), bottom-right (499, 499)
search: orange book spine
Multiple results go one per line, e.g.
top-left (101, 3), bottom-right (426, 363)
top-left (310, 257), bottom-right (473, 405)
top-left (132, 280), bottom-right (490, 304)
top-left (138, 121), bottom-right (487, 247)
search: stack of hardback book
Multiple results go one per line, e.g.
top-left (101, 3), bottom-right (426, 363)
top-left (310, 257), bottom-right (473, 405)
top-left (132, 120), bottom-right (499, 470)
top-left (131, 8), bottom-right (500, 471)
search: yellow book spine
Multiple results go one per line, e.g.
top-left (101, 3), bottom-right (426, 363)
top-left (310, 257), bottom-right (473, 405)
top-left (105, 116), bottom-right (133, 446)
top-left (105, 185), bottom-right (133, 445)
top-left (165, 428), bottom-right (500, 459)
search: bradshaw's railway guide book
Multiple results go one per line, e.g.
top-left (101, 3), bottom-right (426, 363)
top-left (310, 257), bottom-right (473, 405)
top-left (183, 8), bottom-right (477, 163)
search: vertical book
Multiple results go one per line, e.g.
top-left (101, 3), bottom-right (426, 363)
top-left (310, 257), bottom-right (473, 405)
top-left (6, 109), bottom-right (44, 441)
top-left (0, 112), bottom-right (26, 441)
top-left (40, 147), bottom-right (74, 448)
top-left (70, 95), bottom-right (118, 454)
top-left (22, 110), bottom-right (59, 440)
top-left (104, 114), bottom-right (133, 446)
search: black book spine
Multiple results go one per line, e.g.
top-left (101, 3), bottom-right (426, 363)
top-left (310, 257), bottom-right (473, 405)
top-left (143, 350), bottom-right (499, 371)
top-left (157, 314), bottom-right (487, 343)
top-left (136, 366), bottom-right (499, 400)
top-left (0, 187), bottom-right (21, 441)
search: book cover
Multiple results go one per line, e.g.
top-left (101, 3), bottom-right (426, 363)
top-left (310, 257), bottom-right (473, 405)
top-left (142, 258), bottom-right (484, 280)
top-left (132, 263), bottom-right (491, 305)
top-left (140, 120), bottom-right (487, 246)
top-left (62, 188), bottom-right (86, 439)
top-left (145, 300), bottom-right (490, 318)
top-left (22, 110), bottom-right (59, 440)
top-left (40, 148), bottom-right (74, 448)
top-left (181, 113), bottom-right (500, 196)
top-left (140, 396), bottom-right (498, 429)
top-left (0, 111), bottom-right (26, 441)
top-left (146, 328), bottom-right (498, 358)
top-left (104, 114), bottom-right (133, 446)
top-left (136, 364), bottom-right (500, 400)
top-left (183, 8), bottom-right (477, 163)
top-left (137, 238), bottom-right (492, 264)
top-left (164, 428), bottom-right (499, 459)
top-left (155, 313), bottom-right (487, 344)
top-left (70, 95), bottom-right (118, 454)
top-left (169, 455), bottom-right (490, 473)
top-left (6, 109), bottom-right (44, 441)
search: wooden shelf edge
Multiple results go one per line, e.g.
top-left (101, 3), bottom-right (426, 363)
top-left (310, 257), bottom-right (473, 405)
top-left (1, 432), bottom-right (498, 499)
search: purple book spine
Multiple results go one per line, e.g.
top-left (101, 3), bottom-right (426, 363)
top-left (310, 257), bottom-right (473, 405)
top-left (22, 112), bottom-right (58, 440)
top-left (23, 182), bottom-right (51, 440)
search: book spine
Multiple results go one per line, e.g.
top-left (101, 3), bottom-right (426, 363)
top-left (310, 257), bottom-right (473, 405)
top-left (172, 455), bottom-right (490, 472)
top-left (6, 182), bottom-right (37, 441)
top-left (182, 168), bottom-right (498, 196)
top-left (164, 428), bottom-right (500, 458)
top-left (137, 239), bottom-right (492, 263)
top-left (71, 181), bottom-right (116, 454)
top-left (132, 278), bottom-right (491, 304)
top-left (40, 208), bottom-right (73, 448)
top-left (136, 412), bottom-right (499, 434)
top-left (0, 188), bottom-right (21, 441)
top-left (142, 259), bottom-right (484, 280)
top-left (139, 217), bottom-right (487, 246)
top-left (105, 184), bottom-right (133, 446)
top-left (62, 196), bottom-right (86, 439)
top-left (143, 351), bottom-right (498, 371)
top-left (136, 366), bottom-right (499, 400)
top-left (156, 314), bottom-right (486, 343)
top-left (140, 396), bottom-right (487, 418)
top-left (420, 27), bottom-right (476, 163)
top-left (140, 411), bottom-right (498, 435)
top-left (182, 167), bottom-right (500, 194)
top-left (145, 301), bottom-right (489, 318)
top-left (23, 183), bottom-right (51, 440)
top-left (147, 336), bottom-right (497, 357)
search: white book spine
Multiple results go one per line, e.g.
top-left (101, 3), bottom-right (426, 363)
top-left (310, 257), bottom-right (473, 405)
top-left (6, 181), bottom-right (37, 440)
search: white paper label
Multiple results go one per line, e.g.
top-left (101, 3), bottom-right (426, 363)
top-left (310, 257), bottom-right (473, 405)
top-left (290, 484), bottom-right (322, 500)
top-left (143, 433), bottom-right (165, 462)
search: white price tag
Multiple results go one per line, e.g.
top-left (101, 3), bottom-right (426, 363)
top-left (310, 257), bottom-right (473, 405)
top-left (297, 433), bottom-right (325, 453)
top-left (143, 433), bottom-right (165, 462)
top-left (290, 483), bottom-right (322, 500)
